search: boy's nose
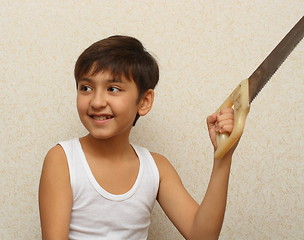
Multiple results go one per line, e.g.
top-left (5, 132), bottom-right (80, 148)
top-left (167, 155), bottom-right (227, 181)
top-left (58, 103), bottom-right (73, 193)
top-left (90, 92), bottom-right (107, 109)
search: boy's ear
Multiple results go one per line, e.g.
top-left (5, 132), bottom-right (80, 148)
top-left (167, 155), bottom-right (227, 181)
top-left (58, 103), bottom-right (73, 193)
top-left (138, 89), bottom-right (154, 116)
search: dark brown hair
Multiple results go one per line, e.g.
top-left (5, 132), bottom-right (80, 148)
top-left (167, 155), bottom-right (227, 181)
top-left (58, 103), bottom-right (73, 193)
top-left (74, 35), bottom-right (159, 98)
top-left (74, 35), bottom-right (159, 125)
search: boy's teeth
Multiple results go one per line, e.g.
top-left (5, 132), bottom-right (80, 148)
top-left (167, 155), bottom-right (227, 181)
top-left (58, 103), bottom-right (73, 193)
top-left (93, 116), bottom-right (112, 120)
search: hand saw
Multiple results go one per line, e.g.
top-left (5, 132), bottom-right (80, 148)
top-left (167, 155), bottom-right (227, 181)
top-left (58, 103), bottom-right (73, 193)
top-left (215, 16), bottom-right (304, 159)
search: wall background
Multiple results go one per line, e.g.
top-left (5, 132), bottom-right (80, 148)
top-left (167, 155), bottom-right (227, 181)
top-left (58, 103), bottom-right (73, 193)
top-left (1, 1), bottom-right (303, 239)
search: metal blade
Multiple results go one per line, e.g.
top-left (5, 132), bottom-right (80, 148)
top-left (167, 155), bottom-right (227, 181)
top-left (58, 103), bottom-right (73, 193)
top-left (248, 16), bottom-right (304, 103)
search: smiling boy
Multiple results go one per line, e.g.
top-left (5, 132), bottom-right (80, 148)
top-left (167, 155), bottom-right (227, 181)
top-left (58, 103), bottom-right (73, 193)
top-left (39, 35), bottom-right (236, 240)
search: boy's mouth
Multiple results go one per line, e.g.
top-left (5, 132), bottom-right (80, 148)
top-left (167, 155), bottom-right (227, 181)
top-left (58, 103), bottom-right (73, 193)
top-left (91, 115), bottom-right (113, 121)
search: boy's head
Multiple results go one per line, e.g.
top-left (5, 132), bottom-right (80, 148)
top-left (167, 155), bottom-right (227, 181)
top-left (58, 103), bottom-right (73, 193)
top-left (74, 35), bottom-right (159, 100)
top-left (74, 36), bottom-right (159, 125)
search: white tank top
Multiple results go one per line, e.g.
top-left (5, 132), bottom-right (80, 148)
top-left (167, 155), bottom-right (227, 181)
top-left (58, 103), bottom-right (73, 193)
top-left (58, 138), bottom-right (159, 240)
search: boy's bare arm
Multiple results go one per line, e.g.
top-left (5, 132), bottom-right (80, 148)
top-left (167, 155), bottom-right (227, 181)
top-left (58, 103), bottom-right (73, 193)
top-left (39, 145), bottom-right (72, 240)
top-left (153, 152), bottom-right (199, 239)
top-left (155, 108), bottom-right (236, 240)
top-left (190, 153), bottom-right (233, 240)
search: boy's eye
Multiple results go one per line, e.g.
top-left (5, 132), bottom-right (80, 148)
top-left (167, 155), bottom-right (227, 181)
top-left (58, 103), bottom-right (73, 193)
top-left (79, 85), bottom-right (93, 92)
top-left (108, 87), bottom-right (121, 92)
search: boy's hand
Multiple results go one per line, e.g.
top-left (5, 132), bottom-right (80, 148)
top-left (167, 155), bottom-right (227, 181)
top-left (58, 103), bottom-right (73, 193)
top-left (206, 108), bottom-right (234, 151)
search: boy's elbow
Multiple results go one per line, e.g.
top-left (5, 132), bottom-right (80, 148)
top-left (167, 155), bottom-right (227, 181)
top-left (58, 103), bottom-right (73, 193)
top-left (188, 225), bottom-right (221, 240)
top-left (188, 234), bottom-right (220, 240)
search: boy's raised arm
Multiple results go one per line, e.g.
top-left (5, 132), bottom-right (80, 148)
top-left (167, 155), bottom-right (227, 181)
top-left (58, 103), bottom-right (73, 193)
top-left (155, 108), bottom-right (237, 240)
top-left (39, 145), bottom-right (72, 240)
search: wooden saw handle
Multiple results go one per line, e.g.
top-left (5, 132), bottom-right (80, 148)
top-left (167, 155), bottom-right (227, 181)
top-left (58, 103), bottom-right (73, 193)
top-left (214, 79), bottom-right (250, 159)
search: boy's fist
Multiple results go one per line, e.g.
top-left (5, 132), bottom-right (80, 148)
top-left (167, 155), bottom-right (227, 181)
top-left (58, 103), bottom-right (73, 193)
top-left (207, 108), bottom-right (234, 150)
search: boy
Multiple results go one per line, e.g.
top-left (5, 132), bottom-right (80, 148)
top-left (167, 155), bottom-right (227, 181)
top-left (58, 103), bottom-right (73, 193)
top-left (39, 35), bottom-right (236, 240)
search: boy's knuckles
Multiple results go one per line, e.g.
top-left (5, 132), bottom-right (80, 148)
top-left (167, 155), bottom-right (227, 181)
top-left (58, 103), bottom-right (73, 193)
top-left (218, 119), bottom-right (233, 127)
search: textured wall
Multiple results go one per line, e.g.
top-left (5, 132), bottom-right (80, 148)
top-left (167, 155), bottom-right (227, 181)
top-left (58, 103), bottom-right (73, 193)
top-left (1, 1), bottom-right (303, 239)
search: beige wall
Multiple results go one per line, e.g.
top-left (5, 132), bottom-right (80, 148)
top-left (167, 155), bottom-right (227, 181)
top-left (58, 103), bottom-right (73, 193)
top-left (1, 1), bottom-right (303, 239)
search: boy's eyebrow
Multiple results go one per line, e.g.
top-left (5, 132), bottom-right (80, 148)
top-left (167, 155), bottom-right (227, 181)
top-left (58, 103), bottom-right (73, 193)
top-left (78, 77), bottom-right (93, 83)
top-left (78, 77), bottom-right (124, 84)
top-left (107, 78), bottom-right (124, 83)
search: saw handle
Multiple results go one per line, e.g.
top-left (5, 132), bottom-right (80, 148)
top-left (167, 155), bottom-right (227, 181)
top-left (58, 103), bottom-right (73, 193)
top-left (214, 79), bottom-right (250, 159)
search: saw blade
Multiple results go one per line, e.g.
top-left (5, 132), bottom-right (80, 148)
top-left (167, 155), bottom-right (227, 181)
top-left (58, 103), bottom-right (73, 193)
top-left (248, 16), bottom-right (304, 103)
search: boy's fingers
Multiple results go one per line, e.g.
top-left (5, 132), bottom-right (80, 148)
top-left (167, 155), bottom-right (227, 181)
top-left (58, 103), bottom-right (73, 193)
top-left (206, 113), bottom-right (217, 126)
top-left (207, 108), bottom-right (234, 133)
top-left (217, 108), bottom-right (234, 134)
top-left (218, 124), bottom-right (234, 133)
top-left (217, 114), bottom-right (234, 122)
top-left (218, 108), bottom-right (234, 122)
top-left (217, 119), bottom-right (234, 128)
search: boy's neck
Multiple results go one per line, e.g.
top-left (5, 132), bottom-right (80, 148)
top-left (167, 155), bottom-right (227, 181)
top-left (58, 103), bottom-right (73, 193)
top-left (80, 133), bottom-right (134, 160)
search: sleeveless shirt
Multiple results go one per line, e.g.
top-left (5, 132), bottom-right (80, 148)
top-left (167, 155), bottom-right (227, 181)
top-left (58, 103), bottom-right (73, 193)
top-left (58, 138), bottom-right (159, 240)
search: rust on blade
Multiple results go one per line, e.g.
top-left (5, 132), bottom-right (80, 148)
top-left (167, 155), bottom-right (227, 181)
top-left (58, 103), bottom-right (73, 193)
top-left (248, 16), bottom-right (304, 103)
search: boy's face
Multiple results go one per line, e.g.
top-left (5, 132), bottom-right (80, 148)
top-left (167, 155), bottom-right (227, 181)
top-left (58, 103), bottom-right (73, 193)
top-left (76, 69), bottom-right (142, 140)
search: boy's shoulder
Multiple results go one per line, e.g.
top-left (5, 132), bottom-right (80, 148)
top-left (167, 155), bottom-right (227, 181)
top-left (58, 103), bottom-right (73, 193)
top-left (44, 138), bottom-right (81, 165)
top-left (46, 144), bottom-right (65, 158)
top-left (150, 152), bottom-right (178, 179)
top-left (150, 152), bottom-right (168, 164)
top-left (43, 143), bottom-right (68, 172)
